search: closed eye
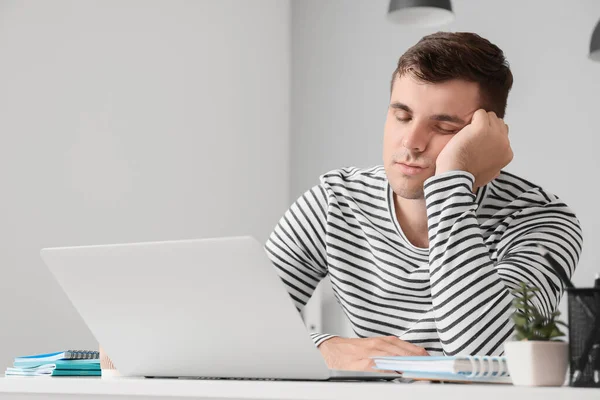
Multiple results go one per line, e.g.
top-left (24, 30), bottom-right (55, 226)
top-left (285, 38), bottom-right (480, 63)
top-left (396, 115), bottom-right (458, 134)
top-left (437, 126), bottom-right (457, 134)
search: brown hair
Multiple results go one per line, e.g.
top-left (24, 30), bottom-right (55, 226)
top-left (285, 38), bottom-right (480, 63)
top-left (391, 32), bottom-right (513, 118)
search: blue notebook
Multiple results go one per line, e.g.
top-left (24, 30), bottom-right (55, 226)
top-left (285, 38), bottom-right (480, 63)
top-left (6, 350), bottom-right (101, 377)
top-left (14, 350), bottom-right (99, 364)
top-left (371, 355), bottom-right (512, 384)
top-left (13, 359), bottom-right (100, 369)
top-left (5, 368), bottom-right (101, 377)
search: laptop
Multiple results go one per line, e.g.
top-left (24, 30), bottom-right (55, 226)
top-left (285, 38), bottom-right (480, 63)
top-left (41, 236), bottom-right (398, 381)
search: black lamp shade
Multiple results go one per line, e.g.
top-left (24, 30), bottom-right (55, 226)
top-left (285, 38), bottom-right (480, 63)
top-left (388, 0), bottom-right (454, 26)
top-left (590, 19), bottom-right (600, 62)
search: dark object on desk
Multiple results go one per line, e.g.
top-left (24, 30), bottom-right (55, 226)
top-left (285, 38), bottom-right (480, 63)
top-left (567, 288), bottom-right (600, 387)
top-left (591, 344), bottom-right (600, 384)
top-left (536, 245), bottom-right (600, 387)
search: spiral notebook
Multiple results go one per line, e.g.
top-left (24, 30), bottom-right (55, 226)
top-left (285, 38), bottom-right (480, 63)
top-left (6, 363), bottom-right (101, 377)
top-left (6, 350), bottom-right (100, 377)
top-left (371, 355), bottom-right (512, 384)
top-left (14, 350), bottom-right (99, 364)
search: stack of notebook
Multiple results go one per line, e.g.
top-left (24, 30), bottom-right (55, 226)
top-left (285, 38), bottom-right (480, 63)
top-left (371, 355), bottom-right (512, 383)
top-left (5, 350), bottom-right (101, 377)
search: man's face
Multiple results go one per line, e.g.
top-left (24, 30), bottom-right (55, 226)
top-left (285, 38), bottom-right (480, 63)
top-left (383, 73), bottom-right (481, 199)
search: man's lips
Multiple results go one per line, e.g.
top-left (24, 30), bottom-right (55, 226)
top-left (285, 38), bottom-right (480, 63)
top-left (397, 162), bottom-right (426, 168)
top-left (394, 162), bottom-right (427, 175)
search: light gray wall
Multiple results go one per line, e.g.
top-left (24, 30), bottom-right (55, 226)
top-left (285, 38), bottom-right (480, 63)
top-left (0, 0), bottom-right (290, 368)
top-left (292, 0), bottom-right (600, 336)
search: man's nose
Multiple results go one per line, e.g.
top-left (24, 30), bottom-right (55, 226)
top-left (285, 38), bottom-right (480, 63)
top-left (402, 122), bottom-right (429, 153)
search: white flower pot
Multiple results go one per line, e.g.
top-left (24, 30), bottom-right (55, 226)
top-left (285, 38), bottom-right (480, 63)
top-left (504, 340), bottom-right (568, 386)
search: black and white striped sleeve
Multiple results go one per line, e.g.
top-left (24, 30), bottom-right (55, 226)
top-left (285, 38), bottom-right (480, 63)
top-left (265, 184), bottom-right (335, 346)
top-left (424, 171), bottom-right (582, 356)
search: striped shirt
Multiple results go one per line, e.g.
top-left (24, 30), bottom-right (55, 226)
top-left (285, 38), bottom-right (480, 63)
top-left (265, 166), bottom-right (582, 356)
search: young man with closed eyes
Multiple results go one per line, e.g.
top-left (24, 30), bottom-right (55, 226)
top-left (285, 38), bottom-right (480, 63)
top-left (265, 31), bottom-right (582, 372)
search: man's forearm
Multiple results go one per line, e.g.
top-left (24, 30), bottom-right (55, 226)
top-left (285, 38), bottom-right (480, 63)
top-left (424, 171), bottom-right (514, 356)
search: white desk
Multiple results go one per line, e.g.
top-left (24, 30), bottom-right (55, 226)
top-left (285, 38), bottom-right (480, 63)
top-left (0, 377), bottom-right (597, 400)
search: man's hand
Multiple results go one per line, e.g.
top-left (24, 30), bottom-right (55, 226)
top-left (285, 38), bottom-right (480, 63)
top-left (436, 109), bottom-right (513, 188)
top-left (318, 336), bottom-right (429, 372)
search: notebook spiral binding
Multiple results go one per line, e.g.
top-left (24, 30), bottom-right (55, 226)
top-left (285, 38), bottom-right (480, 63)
top-left (463, 356), bottom-right (508, 378)
top-left (64, 350), bottom-right (100, 359)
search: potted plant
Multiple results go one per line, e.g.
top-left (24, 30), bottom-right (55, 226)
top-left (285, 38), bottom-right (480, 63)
top-left (504, 282), bottom-right (569, 386)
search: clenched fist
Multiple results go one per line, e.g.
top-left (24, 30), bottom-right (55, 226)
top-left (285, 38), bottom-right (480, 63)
top-left (318, 336), bottom-right (429, 372)
top-left (436, 109), bottom-right (513, 188)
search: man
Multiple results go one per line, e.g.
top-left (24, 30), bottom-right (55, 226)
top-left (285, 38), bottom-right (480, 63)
top-left (265, 32), bottom-right (583, 372)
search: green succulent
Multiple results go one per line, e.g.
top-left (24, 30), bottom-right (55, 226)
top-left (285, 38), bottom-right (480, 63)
top-left (511, 282), bottom-right (567, 341)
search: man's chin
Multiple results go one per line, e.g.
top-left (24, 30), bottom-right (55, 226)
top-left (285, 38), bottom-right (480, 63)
top-left (385, 166), bottom-right (433, 199)
top-left (389, 177), bottom-right (429, 200)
